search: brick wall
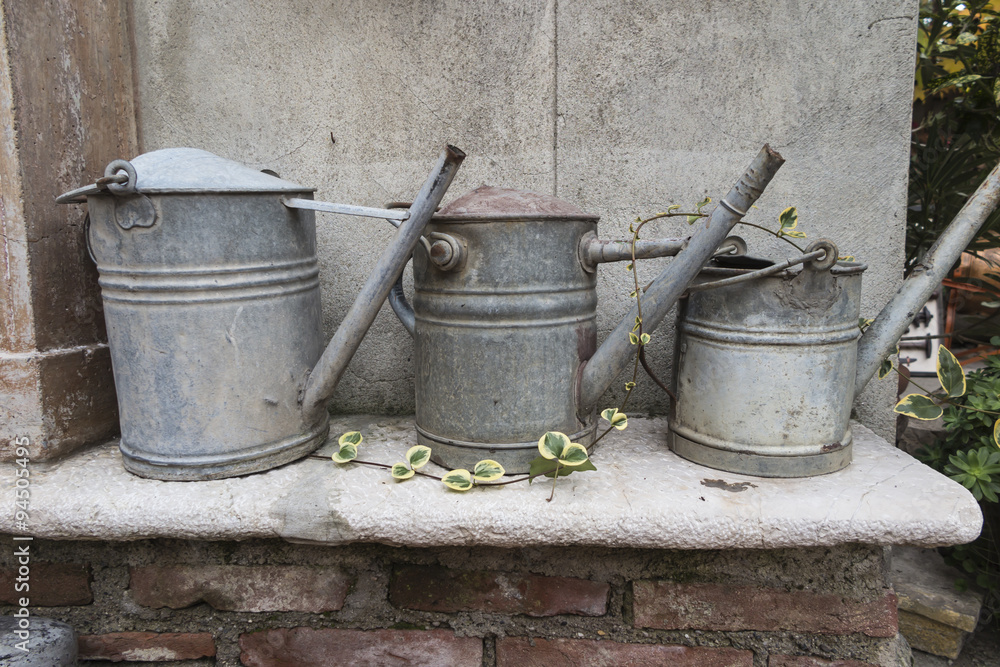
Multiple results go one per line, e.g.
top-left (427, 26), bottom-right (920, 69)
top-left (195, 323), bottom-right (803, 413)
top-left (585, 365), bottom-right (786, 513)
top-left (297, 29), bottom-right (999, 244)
top-left (0, 539), bottom-right (908, 666)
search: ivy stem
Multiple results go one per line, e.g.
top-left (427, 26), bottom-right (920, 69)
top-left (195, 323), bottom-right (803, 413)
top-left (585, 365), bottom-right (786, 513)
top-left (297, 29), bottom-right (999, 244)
top-left (547, 462), bottom-right (562, 502)
top-left (734, 221), bottom-right (806, 252)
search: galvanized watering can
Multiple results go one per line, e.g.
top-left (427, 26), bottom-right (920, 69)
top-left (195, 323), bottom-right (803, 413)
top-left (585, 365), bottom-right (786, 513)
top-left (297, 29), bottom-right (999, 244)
top-left (670, 160), bottom-right (1000, 477)
top-left (390, 146), bottom-right (786, 473)
top-left (57, 145), bottom-right (465, 480)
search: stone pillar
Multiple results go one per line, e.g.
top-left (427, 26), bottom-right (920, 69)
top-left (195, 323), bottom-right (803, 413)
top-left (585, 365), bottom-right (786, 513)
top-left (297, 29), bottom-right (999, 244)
top-left (0, 0), bottom-right (137, 460)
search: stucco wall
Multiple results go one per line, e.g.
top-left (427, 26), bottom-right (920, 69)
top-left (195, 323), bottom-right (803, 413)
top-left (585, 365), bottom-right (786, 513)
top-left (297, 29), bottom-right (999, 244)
top-left (129, 0), bottom-right (916, 438)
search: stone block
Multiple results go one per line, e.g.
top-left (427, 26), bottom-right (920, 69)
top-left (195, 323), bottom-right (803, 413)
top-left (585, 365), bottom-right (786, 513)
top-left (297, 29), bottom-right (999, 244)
top-left (77, 632), bottom-right (215, 662)
top-left (890, 546), bottom-right (982, 659)
top-left (129, 565), bottom-right (351, 612)
top-left (0, 562), bottom-right (91, 606)
top-left (633, 581), bottom-right (898, 637)
top-left (239, 628), bottom-right (481, 667)
top-left (390, 565), bottom-right (609, 616)
top-left (497, 637), bottom-right (753, 666)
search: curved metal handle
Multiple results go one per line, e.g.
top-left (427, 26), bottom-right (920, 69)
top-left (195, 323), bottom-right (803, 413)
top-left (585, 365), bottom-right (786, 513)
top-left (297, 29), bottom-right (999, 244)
top-left (684, 239), bottom-right (838, 295)
top-left (389, 259), bottom-right (416, 337)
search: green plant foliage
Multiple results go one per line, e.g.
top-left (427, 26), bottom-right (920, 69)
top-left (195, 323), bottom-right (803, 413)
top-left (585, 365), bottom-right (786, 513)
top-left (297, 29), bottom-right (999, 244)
top-left (331, 442), bottom-right (359, 464)
top-left (339, 431), bottom-right (363, 446)
top-left (473, 459), bottom-right (505, 482)
top-left (937, 346), bottom-right (968, 398)
top-left (442, 469), bottom-right (473, 491)
top-left (894, 393), bottom-right (945, 420)
top-left (777, 206), bottom-right (806, 239)
top-left (947, 448), bottom-right (1000, 502)
top-left (601, 408), bottom-right (628, 431)
top-left (391, 463), bottom-right (415, 480)
top-left (406, 445), bottom-right (432, 470)
top-left (915, 354), bottom-right (1000, 624)
top-left (909, 1), bottom-right (1000, 277)
top-left (538, 431), bottom-right (571, 460)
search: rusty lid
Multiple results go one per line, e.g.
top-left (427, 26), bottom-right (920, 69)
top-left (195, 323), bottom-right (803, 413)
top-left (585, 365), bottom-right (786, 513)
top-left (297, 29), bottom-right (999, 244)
top-left (56, 147), bottom-right (313, 204)
top-left (434, 185), bottom-right (598, 222)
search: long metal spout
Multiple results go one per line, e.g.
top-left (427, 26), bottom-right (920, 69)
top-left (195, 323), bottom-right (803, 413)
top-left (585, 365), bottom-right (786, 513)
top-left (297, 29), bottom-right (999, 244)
top-left (578, 145), bottom-right (785, 412)
top-left (854, 158), bottom-right (1000, 398)
top-left (301, 145), bottom-right (466, 424)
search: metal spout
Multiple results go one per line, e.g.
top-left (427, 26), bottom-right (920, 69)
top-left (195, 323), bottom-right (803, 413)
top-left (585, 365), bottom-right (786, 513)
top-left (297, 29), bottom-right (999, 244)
top-left (578, 145), bottom-right (785, 412)
top-left (300, 145), bottom-right (466, 424)
top-left (854, 157), bottom-right (1000, 399)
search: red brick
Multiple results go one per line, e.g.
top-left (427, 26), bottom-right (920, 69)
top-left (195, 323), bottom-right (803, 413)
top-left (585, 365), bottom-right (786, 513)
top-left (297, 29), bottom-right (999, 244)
top-left (0, 562), bottom-right (91, 606)
top-left (78, 632), bottom-right (215, 662)
top-left (769, 656), bottom-right (878, 667)
top-left (497, 637), bottom-right (754, 666)
top-left (129, 565), bottom-right (351, 612)
top-left (633, 582), bottom-right (898, 638)
top-left (390, 565), bottom-right (609, 616)
top-left (239, 627), bottom-right (481, 667)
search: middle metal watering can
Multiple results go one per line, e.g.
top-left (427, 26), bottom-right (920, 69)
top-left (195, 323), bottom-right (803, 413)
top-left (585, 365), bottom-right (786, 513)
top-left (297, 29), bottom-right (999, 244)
top-left (390, 146), bottom-right (787, 473)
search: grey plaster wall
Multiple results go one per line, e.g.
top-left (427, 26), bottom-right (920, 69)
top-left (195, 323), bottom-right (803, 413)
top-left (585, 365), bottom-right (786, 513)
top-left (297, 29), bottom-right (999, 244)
top-left (130, 0), bottom-right (916, 438)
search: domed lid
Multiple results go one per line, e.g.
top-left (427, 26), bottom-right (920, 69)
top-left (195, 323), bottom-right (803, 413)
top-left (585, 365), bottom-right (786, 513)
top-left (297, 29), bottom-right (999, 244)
top-left (56, 147), bottom-right (313, 203)
top-left (434, 185), bottom-right (598, 221)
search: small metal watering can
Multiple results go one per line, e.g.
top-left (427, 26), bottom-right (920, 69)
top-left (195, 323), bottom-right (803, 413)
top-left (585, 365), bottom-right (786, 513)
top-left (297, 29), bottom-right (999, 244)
top-left (390, 146), bottom-right (786, 473)
top-left (57, 145), bottom-right (465, 480)
top-left (670, 160), bottom-right (1000, 477)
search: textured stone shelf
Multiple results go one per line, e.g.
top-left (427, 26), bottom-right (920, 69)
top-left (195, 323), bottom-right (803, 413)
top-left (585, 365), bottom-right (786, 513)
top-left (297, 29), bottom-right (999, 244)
top-left (1, 416), bottom-right (982, 549)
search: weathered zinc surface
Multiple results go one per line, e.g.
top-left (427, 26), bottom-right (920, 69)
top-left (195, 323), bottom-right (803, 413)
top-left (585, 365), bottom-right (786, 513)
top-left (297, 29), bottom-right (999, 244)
top-left (129, 0), bottom-right (915, 439)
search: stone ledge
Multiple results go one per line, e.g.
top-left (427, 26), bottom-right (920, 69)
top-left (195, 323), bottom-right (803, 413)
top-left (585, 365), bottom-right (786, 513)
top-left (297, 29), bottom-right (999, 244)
top-left (1, 416), bottom-right (982, 549)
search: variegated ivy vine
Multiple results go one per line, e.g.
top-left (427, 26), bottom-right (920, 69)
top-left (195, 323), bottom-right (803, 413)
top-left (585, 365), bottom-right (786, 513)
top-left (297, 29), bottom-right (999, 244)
top-left (887, 339), bottom-right (1000, 450)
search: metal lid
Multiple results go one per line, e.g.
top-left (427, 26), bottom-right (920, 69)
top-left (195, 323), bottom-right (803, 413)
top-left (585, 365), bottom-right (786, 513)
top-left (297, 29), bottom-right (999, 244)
top-left (56, 147), bottom-right (314, 203)
top-left (433, 185), bottom-right (599, 222)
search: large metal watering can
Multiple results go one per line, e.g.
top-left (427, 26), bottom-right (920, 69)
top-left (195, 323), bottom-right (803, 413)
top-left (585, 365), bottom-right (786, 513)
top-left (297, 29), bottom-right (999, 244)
top-left (390, 146), bottom-right (786, 473)
top-left (670, 159), bottom-right (1000, 477)
top-left (57, 145), bottom-right (465, 480)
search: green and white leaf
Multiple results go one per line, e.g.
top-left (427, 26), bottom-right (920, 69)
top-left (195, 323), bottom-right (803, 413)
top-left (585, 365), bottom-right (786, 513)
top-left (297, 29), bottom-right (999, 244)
top-left (994, 418), bottom-right (999, 449)
top-left (331, 443), bottom-right (358, 464)
top-left (624, 381), bottom-right (636, 391)
top-left (559, 442), bottom-right (590, 467)
top-left (778, 207), bottom-right (798, 232)
top-left (538, 431), bottom-right (571, 460)
top-left (406, 445), bottom-right (432, 470)
top-left (695, 196), bottom-right (711, 212)
top-left (601, 408), bottom-right (628, 430)
top-left (338, 431), bottom-right (363, 446)
top-left (858, 317), bottom-right (875, 332)
top-left (686, 214), bottom-right (701, 225)
top-left (391, 463), bottom-right (415, 480)
top-left (640, 332), bottom-right (651, 345)
top-left (838, 255), bottom-right (855, 262)
top-left (666, 204), bottom-right (681, 213)
top-left (442, 469), bottom-right (473, 491)
top-left (957, 32), bottom-right (978, 45)
top-left (894, 394), bottom-right (944, 421)
top-left (629, 332), bottom-right (639, 345)
top-left (473, 459), bottom-right (505, 482)
top-left (936, 346), bottom-right (967, 398)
